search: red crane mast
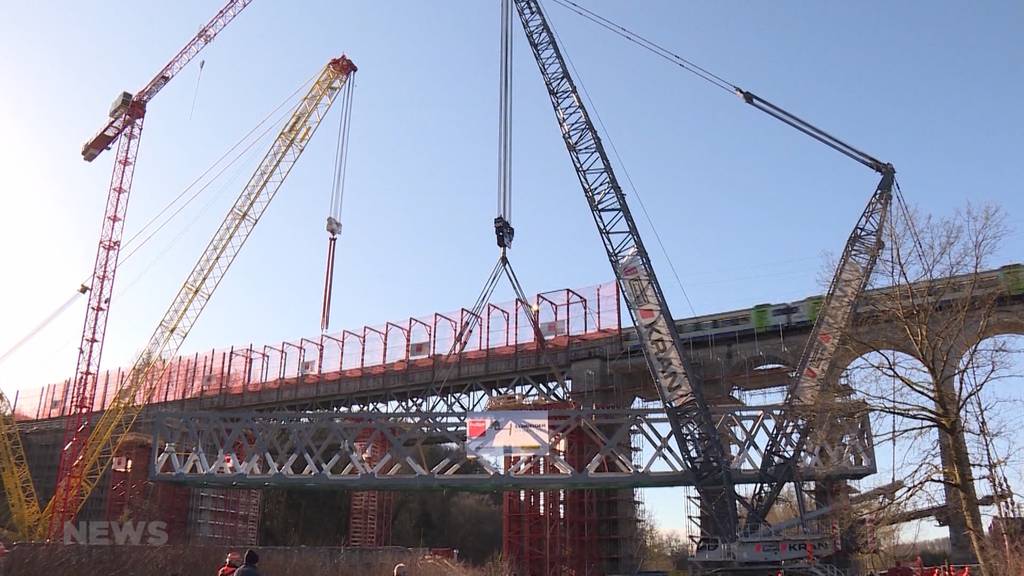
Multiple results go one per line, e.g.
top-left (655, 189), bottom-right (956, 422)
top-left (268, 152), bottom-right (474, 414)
top-left (54, 0), bottom-right (253, 534)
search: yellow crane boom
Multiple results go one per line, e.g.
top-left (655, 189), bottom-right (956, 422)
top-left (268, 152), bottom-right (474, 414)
top-left (9, 54), bottom-right (357, 539)
top-left (0, 395), bottom-right (41, 538)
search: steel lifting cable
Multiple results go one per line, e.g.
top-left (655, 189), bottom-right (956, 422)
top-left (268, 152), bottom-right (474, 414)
top-left (430, 258), bottom-right (506, 394)
top-left (893, 178), bottom-right (929, 274)
top-left (549, 0), bottom-right (736, 95)
top-left (542, 6), bottom-right (700, 318)
top-left (500, 0), bottom-right (513, 223)
top-left (0, 74), bottom-right (317, 367)
top-left (0, 292), bottom-right (83, 366)
top-left (433, 2), bottom-right (567, 396)
top-left (431, 253), bottom-right (569, 399)
top-left (494, 0), bottom-right (515, 250)
top-left (122, 74), bottom-right (318, 265)
top-left (549, 0), bottom-right (891, 174)
top-left (890, 355), bottom-right (897, 484)
top-left (321, 78), bottom-right (355, 332)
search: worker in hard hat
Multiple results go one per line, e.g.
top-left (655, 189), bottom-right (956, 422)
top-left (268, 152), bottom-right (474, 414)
top-left (218, 551), bottom-right (242, 576)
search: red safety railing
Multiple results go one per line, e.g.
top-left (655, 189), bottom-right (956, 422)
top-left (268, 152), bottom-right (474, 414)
top-left (15, 282), bottom-right (620, 421)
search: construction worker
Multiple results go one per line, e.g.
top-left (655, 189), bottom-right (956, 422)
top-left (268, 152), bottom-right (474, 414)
top-left (218, 552), bottom-right (242, 576)
top-left (393, 563), bottom-right (408, 576)
top-left (234, 549), bottom-right (261, 576)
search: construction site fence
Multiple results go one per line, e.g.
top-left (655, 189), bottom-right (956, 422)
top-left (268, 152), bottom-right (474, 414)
top-left (14, 282), bottom-right (620, 421)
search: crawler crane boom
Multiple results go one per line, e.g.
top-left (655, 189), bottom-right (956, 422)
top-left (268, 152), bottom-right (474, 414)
top-left (735, 87), bottom-right (896, 533)
top-left (743, 170), bottom-right (892, 532)
top-left (511, 0), bottom-right (739, 537)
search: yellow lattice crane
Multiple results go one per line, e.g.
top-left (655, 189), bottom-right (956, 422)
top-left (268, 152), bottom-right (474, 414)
top-left (0, 395), bottom-right (42, 539)
top-left (0, 54), bottom-right (357, 541)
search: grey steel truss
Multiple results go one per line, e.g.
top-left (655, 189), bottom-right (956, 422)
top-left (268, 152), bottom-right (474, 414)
top-left (151, 405), bottom-right (874, 490)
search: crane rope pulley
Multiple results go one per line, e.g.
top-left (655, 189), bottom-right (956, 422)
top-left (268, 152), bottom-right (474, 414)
top-left (321, 77), bottom-right (356, 332)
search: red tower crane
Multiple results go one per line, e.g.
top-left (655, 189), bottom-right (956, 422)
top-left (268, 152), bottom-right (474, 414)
top-left (54, 0), bottom-right (253, 534)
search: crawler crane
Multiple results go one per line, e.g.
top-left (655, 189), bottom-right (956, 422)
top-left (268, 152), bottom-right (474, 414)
top-left (512, 1), bottom-right (895, 572)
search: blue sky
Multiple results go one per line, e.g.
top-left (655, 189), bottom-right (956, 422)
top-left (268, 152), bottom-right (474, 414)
top-left (1, 1), bottom-right (1021, 539)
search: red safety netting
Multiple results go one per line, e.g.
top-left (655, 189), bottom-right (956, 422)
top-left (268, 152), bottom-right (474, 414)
top-left (16, 282), bottom-right (620, 421)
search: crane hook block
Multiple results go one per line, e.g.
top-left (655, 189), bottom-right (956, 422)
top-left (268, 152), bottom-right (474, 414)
top-left (494, 216), bottom-right (514, 249)
top-left (326, 216), bottom-right (342, 236)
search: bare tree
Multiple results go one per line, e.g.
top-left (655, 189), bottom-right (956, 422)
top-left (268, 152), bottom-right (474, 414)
top-left (636, 509), bottom-right (689, 572)
top-left (839, 202), bottom-right (1020, 576)
top-left (966, 364), bottom-right (1024, 573)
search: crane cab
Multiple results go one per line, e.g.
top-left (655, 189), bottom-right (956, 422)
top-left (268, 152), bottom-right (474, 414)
top-left (109, 91), bottom-right (134, 119)
top-left (82, 92), bottom-right (143, 161)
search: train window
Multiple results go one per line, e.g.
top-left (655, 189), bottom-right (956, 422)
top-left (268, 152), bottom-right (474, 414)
top-left (773, 305), bottom-right (798, 317)
top-left (721, 316), bottom-right (747, 327)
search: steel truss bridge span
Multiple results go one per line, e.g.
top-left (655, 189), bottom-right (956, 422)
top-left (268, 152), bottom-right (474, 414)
top-left (151, 405), bottom-right (875, 490)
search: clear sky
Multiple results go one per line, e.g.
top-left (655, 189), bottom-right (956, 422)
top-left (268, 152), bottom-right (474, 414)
top-left (0, 1), bottom-right (1021, 540)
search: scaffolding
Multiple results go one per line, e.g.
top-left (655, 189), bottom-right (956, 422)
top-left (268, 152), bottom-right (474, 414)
top-left (503, 460), bottom-right (565, 576)
top-left (347, 430), bottom-right (393, 547)
top-left (104, 435), bottom-right (191, 543)
top-left (564, 426), bottom-right (601, 576)
top-left (499, 402), bottom-right (640, 576)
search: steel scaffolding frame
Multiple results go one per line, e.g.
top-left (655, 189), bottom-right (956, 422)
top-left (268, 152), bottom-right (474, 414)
top-left (348, 430), bottom-right (393, 547)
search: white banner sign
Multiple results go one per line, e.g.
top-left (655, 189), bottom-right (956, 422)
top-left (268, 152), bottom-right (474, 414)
top-left (465, 411), bottom-right (550, 457)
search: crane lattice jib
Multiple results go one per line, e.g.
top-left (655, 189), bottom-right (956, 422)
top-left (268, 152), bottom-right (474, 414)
top-left (51, 117), bottom-right (145, 537)
top-left (512, 0), bottom-right (739, 537)
top-left (51, 0), bottom-right (254, 538)
top-left (0, 394), bottom-right (41, 539)
top-left (41, 56), bottom-right (357, 534)
top-left (744, 168), bottom-right (894, 530)
top-left (136, 0), bottom-right (253, 104)
top-left (81, 0), bottom-right (253, 162)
